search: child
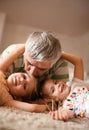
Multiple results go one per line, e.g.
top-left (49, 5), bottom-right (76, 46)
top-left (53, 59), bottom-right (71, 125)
top-left (38, 52), bottom-right (89, 121)
top-left (0, 71), bottom-right (48, 113)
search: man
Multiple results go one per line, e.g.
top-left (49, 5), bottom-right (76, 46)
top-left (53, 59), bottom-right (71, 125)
top-left (0, 31), bottom-right (69, 82)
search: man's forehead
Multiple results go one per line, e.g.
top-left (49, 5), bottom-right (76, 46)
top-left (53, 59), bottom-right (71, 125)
top-left (24, 52), bottom-right (52, 67)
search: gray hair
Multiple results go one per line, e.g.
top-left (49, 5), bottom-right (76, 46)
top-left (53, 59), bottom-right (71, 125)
top-left (25, 31), bottom-right (62, 65)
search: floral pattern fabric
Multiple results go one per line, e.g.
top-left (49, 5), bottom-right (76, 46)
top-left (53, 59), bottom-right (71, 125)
top-left (63, 83), bottom-right (89, 118)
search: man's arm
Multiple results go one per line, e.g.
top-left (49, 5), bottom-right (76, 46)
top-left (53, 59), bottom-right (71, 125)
top-left (61, 52), bottom-right (84, 80)
top-left (51, 58), bottom-right (69, 82)
top-left (0, 44), bottom-right (25, 72)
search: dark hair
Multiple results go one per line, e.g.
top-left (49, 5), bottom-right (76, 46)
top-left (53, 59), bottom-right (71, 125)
top-left (36, 79), bottom-right (49, 99)
top-left (22, 81), bottom-right (40, 102)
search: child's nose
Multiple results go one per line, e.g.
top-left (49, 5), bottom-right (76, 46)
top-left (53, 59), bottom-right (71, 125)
top-left (20, 77), bottom-right (25, 84)
top-left (55, 84), bottom-right (60, 88)
top-left (55, 84), bottom-right (61, 92)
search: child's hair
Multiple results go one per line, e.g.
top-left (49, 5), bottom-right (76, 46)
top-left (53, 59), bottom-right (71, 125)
top-left (37, 79), bottom-right (60, 110)
top-left (36, 79), bottom-right (50, 100)
top-left (22, 81), bottom-right (39, 102)
top-left (25, 31), bottom-right (62, 66)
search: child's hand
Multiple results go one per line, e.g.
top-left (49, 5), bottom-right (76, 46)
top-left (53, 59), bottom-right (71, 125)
top-left (49, 107), bottom-right (74, 121)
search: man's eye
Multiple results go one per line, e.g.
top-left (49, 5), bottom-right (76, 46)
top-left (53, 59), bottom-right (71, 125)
top-left (28, 61), bottom-right (32, 66)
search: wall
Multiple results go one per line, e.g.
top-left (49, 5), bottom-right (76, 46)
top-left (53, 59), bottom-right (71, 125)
top-left (1, 21), bottom-right (89, 78)
top-left (0, 0), bottom-right (89, 77)
top-left (0, 12), bottom-right (6, 44)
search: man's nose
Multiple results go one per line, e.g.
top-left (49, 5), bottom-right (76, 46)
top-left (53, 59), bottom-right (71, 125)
top-left (29, 66), bottom-right (37, 76)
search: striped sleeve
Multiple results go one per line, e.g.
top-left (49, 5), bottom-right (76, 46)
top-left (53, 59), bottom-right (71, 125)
top-left (0, 44), bottom-right (24, 77)
top-left (51, 58), bottom-right (69, 82)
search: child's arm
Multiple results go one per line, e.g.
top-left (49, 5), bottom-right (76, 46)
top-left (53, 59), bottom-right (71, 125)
top-left (5, 99), bottom-right (48, 113)
top-left (49, 107), bottom-right (74, 121)
top-left (61, 52), bottom-right (84, 80)
top-left (0, 44), bottom-right (25, 72)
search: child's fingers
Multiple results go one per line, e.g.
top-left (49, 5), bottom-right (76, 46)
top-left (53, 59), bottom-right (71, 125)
top-left (50, 110), bottom-right (60, 120)
top-left (54, 110), bottom-right (60, 120)
top-left (49, 111), bottom-right (55, 119)
top-left (50, 108), bottom-right (74, 121)
top-left (59, 108), bottom-right (74, 121)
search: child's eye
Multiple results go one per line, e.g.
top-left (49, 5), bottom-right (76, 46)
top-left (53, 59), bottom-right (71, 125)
top-left (23, 74), bottom-right (26, 80)
top-left (54, 80), bottom-right (58, 84)
top-left (23, 84), bottom-right (26, 90)
top-left (51, 87), bottom-right (55, 93)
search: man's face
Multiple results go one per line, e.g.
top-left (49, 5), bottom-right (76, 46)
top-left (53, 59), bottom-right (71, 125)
top-left (24, 53), bottom-right (52, 77)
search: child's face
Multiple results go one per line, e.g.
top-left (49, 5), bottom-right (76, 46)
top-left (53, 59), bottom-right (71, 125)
top-left (42, 79), bottom-right (70, 101)
top-left (7, 72), bottom-right (37, 97)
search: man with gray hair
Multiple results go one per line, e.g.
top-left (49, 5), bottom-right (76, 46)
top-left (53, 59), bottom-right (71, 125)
top-left (0, 31), bottom-right (69, 83)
